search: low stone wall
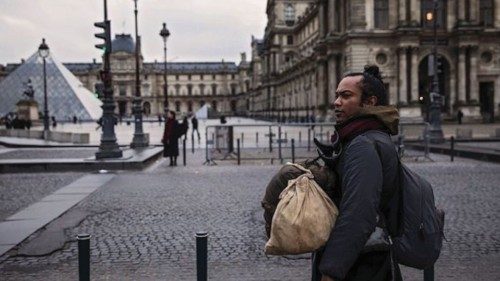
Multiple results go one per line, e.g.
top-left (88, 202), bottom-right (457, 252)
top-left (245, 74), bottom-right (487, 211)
top-left (0, 129), bottom-right (89, 144)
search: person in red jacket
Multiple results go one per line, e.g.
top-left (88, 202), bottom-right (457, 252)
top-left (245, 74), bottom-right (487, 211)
top-left (162, 110), bottom-right (181, 166)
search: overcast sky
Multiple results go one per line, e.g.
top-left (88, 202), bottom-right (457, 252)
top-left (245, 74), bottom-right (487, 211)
top-left (0, 0), bottom-right (267, 65)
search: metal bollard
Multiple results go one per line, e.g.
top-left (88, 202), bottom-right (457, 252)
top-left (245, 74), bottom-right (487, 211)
top-left (424, 266), bottom-right (434, 281)
top-left (269, 126), bottom-right (273, 153)
top-left (299, 131), bottom-right (302, 144)
top-left (307, 129), bottom-right (311, 151)
top-left (77, 233), bottom-right (91, 281)
top-left (183, 139), bottom-right (187, 166)
top-left (450, 136), bottom-right (455, 162)
top-left (237, 138), bottom-right (241, 165)
top-left (192, 133), bottom-right (195, 154)
top-left (196, 232), bottom-right (208, 281)
top-left (241, 132), bottom-right (244, 148)
top-left (291, 139), bottom-right (295, 163)
top-left (256, 132), bottom-right (259, 147)
top-left (278, 126), bottom-right (283, 164)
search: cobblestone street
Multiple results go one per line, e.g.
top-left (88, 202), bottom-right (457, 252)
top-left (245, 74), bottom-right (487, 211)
top-left (0, 154), bottom-right (499, 280)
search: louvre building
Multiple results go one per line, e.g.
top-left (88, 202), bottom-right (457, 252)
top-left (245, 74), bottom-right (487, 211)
top-left (0, 34), bottom-right (251, 120)
top-left (242, 0), bottom-right (500, 123)
top-left (1, 1), bottom-right (499, 123)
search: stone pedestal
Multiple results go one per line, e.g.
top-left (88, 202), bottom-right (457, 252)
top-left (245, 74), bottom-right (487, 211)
top-left (458, 105), bottom-right (481, 123)
top-left (399, 105), bottom-right (423, 122)
top-left (16, 100), bottom-right (39, 121)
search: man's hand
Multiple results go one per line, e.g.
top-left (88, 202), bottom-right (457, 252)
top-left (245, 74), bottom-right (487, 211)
top-left (321, 275), bottom-right (335, 281)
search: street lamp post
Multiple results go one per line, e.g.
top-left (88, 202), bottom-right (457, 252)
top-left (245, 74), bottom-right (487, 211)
top-left (130, 0), bottom-right (149, 148)
top-left (95, 0), bottom-right (123, 159)
top-left (159, 22), bottom-right (170, 113)
top-left (426, 0), bottom-right (444, 143)
top-left (38, 38), bottom-right (50, 138)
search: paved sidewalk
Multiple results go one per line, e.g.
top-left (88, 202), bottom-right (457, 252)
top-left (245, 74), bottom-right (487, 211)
top-left (0, 153), bottom-right (499, 280)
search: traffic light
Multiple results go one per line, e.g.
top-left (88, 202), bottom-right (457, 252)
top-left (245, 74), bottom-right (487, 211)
top-left (436, 56), bottom-right (443, 74)
top-left (94, 20), bottom-right (111, 53)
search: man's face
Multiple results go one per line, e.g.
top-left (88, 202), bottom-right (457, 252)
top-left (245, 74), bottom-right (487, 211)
top-left (332, 75), bottom-right (364, 124)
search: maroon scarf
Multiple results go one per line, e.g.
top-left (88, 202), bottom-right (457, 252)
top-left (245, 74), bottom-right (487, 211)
top-left (332, 117), bottom-right (385, 144)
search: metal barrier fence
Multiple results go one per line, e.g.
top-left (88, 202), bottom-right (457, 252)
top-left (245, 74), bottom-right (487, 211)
top-left (204, 123), bottom-right (336, 165)
top-left (398, 122), bottom-right (431, 160)
top-left (204, 122), bottom-right (433, 165)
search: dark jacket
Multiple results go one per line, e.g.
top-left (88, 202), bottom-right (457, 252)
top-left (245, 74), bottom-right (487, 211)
top-left (318, 106), bottom-right (401, 281)
top-left (162, 118), bottom-right (181, 157)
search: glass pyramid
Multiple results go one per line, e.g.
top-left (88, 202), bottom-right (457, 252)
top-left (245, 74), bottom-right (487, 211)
top-left (0, 51), bottom-right (102, 121)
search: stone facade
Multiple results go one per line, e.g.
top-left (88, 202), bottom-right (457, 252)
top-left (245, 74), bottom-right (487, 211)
top-left (244, 0), bottom-right (500, 122)
top-left (1, 34), bottom-right (251, 118)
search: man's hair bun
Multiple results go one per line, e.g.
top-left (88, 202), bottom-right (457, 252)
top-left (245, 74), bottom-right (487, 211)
top-left (363, 65), bottom-right (382, 81)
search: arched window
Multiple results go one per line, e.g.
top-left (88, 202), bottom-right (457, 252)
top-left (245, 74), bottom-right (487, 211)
top-left (212, 100), bottom-right (218, 111)
top-left (188, 100), bottom-right (193, 112)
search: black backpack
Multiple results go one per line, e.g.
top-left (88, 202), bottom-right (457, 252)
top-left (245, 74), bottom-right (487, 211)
top-left (390, 161), bottom-right (445, 269)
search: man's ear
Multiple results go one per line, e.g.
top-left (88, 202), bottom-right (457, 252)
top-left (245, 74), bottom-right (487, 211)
top-left (363, 96), bottom-right (378, 106)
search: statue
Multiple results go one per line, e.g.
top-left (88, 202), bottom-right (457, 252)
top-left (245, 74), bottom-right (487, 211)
top-left (16, 78), bottom-right (39, 122)
top-left (22, 79), bottom-right (35, 100)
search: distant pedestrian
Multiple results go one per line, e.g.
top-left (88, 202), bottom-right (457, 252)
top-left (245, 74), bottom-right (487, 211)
top-left (181, 116), bottom-right (189, 141)
top-left (158, 114), bottom-right (163, 125)
top-left (162, 111), bottom-right (181, 166)
top-left (73, 115), bottom-right (78, 124)
top-left (191, 116), bottom-right (200, 140)
top-left (220, 115), bottom-right (227, 124)
top-left (457, 109), bottom-right (464, 125)
top-left (51, 116), bottom-right (57, 128)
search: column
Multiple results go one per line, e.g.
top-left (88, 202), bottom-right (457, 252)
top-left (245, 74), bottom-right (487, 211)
top-left (496, 0), bottom-right (500, 27)
top-left (469, 0), bottom-right (477, 22)
top-left (398, 48), bottom-right (408, 104)
top-left (317, 60), bottom-right (327, 112)
top-left (327, 55), bottom-right (338, 104)
top-left (366, 0), bottom-right (374, 30)
top-left (458, 0), bottom-right (466, 21)
top-left (318, 0), bottom-right (326, 37)
top-left (328, 0), bottom-right (336, 32)
top-left (398, 0), bottom-right (407, 24)
top-left (410, 47), bottom-right (419, 102)
top-left (410, 0), bottom-right (420, 25)
top-left (457, 47), bottom-right (466, 102)
top-left (469, 47), bottom-right (479, 101)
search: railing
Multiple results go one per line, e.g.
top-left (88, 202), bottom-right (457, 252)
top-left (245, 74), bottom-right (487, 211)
top-left (203, 123), bottom-right (336, 165)
top-left (397, 122), bottom-right (431, 160)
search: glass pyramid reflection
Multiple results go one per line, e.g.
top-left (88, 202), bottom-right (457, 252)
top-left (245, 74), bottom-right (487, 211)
top-left (0, 51), bottom-right (102, 121)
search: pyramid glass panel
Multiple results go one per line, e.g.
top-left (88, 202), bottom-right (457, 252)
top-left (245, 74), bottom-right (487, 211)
top-left (0, 52), bottom-right (102, 121)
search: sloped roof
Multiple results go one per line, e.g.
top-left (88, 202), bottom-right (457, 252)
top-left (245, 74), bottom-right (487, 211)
top-left (144, 62), bottom-right (239, 74)
top-left (0, 52), bottom-right (102, 120)
top-left (112, 34), bottom-right (135, 54)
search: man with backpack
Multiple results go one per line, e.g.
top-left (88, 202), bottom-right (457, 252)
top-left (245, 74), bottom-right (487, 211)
top-left (316, 65), bottom-right (402, 281)
top-left (316, 65), bottom-right (444, 281)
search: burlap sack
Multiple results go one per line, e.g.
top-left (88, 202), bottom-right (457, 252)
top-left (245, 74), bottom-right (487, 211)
top-left (265, 163), bottom-right (339, 255)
